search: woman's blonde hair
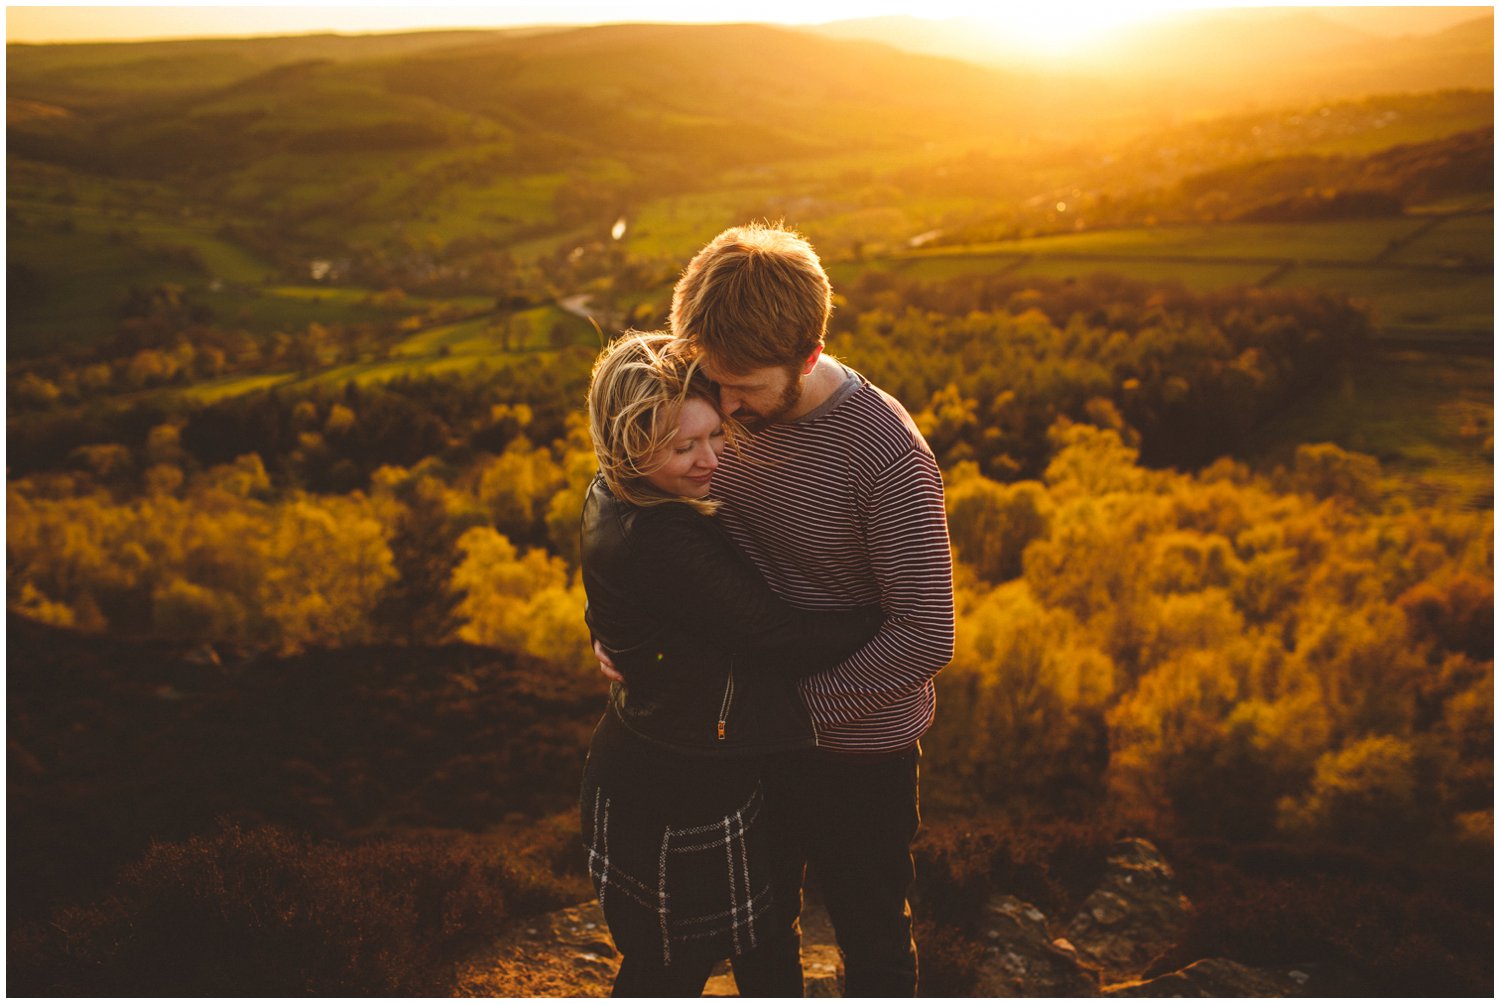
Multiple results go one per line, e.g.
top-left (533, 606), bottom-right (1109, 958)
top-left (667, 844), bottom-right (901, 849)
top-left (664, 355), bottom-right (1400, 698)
top-left (588, 330), bottom-right (737, 514)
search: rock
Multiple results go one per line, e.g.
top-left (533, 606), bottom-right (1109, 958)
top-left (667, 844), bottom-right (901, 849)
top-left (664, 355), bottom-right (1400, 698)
top-left (1106, 957), bottom-right (1306, 997)
top-left (971, 894), bottom-right (1102, 997)
top-left (1063, 838), bottom-right (1193, 984)
top-left (800, 942), bottom-right (844, 997)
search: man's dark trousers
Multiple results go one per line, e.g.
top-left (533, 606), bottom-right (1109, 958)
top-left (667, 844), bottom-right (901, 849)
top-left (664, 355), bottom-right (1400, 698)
top-left (732, 745), bottom-right (922, 996)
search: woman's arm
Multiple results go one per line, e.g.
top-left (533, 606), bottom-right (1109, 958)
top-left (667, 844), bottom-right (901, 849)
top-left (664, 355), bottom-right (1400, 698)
top-left (632, 505), bottom-right (880, 676)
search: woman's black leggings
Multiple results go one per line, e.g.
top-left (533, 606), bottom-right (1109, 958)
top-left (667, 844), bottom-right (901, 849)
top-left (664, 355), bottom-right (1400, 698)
top-left (610, 953), bottom-right (714, 997)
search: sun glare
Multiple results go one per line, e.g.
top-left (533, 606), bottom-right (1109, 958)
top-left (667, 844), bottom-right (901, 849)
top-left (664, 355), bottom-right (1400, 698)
top-left (963, 2), bottom-right (1191, 62)
top-left (982, 9), bottom-right (1122, 59)
top-left (7, 2), bottom-right (1319, 46)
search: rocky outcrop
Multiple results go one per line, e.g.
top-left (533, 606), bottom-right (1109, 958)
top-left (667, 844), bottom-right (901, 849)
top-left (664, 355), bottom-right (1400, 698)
top-left (971, 894), bottom-right (1102, 996)
top-left (457, 838), bottom-right (1311, 997)
top-left (1063, 837), bottom-right (1194, 984)
top-left (972, 838), bottom-right (1310, 998)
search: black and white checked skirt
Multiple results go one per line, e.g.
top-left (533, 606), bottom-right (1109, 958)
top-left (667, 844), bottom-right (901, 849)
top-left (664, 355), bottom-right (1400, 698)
top-left (580, 718), bottom-right (783, 967)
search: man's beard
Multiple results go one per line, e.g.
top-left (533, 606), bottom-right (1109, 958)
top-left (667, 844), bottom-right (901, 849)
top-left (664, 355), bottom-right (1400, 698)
top-left (735, 368), bottom-right (803, 432)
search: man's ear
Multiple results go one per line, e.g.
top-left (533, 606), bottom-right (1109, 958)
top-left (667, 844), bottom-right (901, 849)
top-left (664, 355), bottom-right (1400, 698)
top-left (802, 345), bottom-right (823, 375)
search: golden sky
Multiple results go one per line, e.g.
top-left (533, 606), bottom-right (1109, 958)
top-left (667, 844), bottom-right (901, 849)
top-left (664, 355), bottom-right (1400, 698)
top-left (8, 2), bottom-right (1486, 46)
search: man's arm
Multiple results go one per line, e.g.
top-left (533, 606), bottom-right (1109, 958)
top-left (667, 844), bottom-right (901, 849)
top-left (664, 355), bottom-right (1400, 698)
top-left (591, 507), bottom-right (880, 683)
top-left (632, 507), bottom-right (881, 676)
top-left (797, 446), bottom-right (955, 727)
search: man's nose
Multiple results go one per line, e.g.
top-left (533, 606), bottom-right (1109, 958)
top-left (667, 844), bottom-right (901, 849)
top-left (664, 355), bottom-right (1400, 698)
top-left (718, 389), bottom-right (743, 416)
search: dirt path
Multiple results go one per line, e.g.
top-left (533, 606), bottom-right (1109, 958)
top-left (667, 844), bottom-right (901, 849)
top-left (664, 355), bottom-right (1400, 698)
top-left (451, 897), bottom-right (843, 997)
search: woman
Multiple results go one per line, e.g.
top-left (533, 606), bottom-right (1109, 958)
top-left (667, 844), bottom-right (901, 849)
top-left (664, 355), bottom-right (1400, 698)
top-left (579, 331), bottom-right (880, 997)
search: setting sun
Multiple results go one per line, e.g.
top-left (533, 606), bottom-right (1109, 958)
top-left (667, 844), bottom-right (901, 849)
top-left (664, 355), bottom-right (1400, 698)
top-left (967, 6), bottom-right (1153, 61)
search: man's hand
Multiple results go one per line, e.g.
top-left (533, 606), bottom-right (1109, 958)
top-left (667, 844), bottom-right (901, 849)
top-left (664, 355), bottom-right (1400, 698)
top-left (594, 639), bottom-right (625, 683)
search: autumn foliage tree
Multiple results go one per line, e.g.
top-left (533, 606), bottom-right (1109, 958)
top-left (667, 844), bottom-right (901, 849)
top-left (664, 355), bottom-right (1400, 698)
top-left (926, 423), bottom-right (1491, 855)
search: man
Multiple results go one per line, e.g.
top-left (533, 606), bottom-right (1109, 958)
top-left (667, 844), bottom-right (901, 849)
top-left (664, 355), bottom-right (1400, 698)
top-left (604, 223), bottom-right (954, 995)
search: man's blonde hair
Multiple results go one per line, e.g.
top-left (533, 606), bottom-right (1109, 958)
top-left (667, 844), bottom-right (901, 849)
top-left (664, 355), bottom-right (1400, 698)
top-left (670, 223), bottom-right (832, 374)
top-left (587, 330), bottom-right (736, 514)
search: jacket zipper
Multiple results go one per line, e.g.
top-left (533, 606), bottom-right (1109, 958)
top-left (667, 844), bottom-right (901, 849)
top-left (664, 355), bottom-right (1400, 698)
top-left (717, 668), bottom-right (734, 741)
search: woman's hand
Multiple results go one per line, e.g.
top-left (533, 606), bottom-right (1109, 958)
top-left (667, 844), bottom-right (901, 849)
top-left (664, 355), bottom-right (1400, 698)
top-left (595, 639), bottom-right (626, 683)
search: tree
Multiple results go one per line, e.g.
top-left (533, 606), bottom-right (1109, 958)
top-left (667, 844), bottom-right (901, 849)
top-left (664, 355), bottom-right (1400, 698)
top-left (257, 496), bottom-right (398, 649)
top-left (1285, 442), bottom-right (1382, 508)
top-left (1278, 735), bottom-right (1431, 846)
top-left (448, 526), bottom-right (590, 670)
top-left (944, 463), bottom-right (1051, 583)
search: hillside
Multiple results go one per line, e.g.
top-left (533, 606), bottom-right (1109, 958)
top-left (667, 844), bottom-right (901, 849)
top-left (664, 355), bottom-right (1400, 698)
top-left (4, 30), bottom-right (525, 107)
top-left (808, 9), bottom-right (1494, 107)
top-left (6, 613), bottom-right (599, 922)
top-left (9, 614), bottom-right (1491, 996)
top-left (7, 21), bottom-right (1492, 363)
top-left (5, 22), bottom-right (1057, 354)
top-left (8, 23), bottom-right (1046, 183)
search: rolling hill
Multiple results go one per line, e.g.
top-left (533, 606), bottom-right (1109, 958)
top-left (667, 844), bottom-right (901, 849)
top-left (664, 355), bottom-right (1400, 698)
top-left (809, 9), bottom-right (1493, 113)
top-left (6, 20), bottom-right (1492, 358)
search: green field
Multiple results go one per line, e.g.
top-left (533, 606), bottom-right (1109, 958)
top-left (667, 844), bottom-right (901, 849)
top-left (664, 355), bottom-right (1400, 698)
top-left (393, 312), bottom-right (540, 358)
top-left (904, 217), bottom-right (1432, 265)
top-left (7, 170), bottom-right (422, 352)
top-left (1279, 266), bottom-right (1493, 336)
top-left (1384, 212), bottom-right (1494, 268)
top-left (9, 164), bottom-right (274, 285)
top-left (860, 253), bottom-right (1272, 291)
top-left (5, 183), bottom-right (499, 355)
top-left (1243, 347), bottom-right (1493, 509)
top-left (410, 170), bottom-right (565, 245)
top-left (7, 221), bottom-right (196, 355)
top-left (870, 214), bottom-right (1493, 336)
top-left (1012, 257), bottom-right (1276, 290)
top-left (128, 222), bottom-right (272, 284)
top-left (179, 371), bottom-right (299, 404)
top-left (623, 189), bottom-right (788, 260)
top-left (168, 302), bottom-right (597, 406)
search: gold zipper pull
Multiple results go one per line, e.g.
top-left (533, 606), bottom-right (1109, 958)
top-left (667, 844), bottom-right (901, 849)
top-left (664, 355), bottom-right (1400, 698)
top-left (717, 667), bottom-right (733, 741)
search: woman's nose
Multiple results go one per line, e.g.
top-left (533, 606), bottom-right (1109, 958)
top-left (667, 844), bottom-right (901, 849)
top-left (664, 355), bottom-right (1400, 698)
top-left (697, 442), bottom-right (719, 469)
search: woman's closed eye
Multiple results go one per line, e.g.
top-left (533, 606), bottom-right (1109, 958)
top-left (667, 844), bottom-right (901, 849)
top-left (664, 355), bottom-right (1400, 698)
top-left (676, 428), bottom-right (724, 453)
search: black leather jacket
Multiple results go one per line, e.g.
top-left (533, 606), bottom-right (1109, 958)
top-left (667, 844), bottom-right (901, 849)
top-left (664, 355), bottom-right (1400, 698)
top-left (581, 475), bottom-right (881, 755)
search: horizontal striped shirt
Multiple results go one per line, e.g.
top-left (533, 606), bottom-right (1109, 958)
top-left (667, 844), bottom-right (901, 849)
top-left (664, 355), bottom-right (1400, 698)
top-left (712, 362), bottom-right (955, 753)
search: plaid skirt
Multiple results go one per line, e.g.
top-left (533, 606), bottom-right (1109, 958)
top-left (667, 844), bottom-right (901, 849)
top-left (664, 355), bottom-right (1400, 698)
top-left (580, 763), bottom-right (782, 968)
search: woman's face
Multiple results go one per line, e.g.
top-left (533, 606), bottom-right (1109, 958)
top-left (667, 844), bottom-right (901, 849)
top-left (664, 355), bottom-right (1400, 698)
top-left (644, 396), bottom-right (724, 499)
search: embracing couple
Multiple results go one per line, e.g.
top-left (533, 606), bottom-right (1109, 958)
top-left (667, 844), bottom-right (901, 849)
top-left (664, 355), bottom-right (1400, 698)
top-left (578, 224), bottom-right (955, 997)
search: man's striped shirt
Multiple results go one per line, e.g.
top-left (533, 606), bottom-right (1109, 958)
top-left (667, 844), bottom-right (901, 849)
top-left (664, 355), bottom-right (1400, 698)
top-left (712, 362), bottom-right (955, 753)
